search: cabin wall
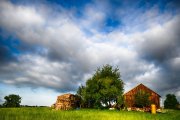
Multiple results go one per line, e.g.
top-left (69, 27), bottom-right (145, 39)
top-left (124, 85), bottom-right (160, 108)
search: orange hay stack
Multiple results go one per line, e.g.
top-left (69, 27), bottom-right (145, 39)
top-left (55, 93), bottom-right (79, 110)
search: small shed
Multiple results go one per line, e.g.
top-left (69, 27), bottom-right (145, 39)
top-left (124, 83), bottom-right (161, 108)
top-left (55, 93), bottom-right (80, 110)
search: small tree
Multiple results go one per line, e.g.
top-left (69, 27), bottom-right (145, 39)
top-left (164, 94), bottom-right (179, 109)
top-left (116, 95), bottom-right (124, 109)
top-left (3, 94), bottom-right (21, 107)
top-left (134, 90), bottom-right (150, 108)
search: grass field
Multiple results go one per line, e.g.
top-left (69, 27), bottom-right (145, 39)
top-left (0, 107), bottom-right (180, 120)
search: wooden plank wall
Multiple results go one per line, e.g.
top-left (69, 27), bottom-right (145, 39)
top-left (124, 84), bottom-right (160, 108)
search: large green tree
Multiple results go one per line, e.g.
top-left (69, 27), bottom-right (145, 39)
top-left (134, 90), bottom-right (150, 108)
top-left (77, 64), bottom-right (124, 108)
top-left (3, 94), bottom-right (21, 107)
top-left (164, 94), bottom-right (179, 109)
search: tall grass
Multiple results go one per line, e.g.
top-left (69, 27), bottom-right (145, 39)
top-left (0, 107), bottom-right (179, 120)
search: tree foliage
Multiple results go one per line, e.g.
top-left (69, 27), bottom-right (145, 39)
top-left (134, 90), bottom-right (150, 108)
top-left (77, 85), bottom-right (87, 107)
top-left (77, 64), bottom-right (124, 108)
top-left (164, 94), bottom-right (179, 109)
top-left (3, 94), bottom-right (21, 107)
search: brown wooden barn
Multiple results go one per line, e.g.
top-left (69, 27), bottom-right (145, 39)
top-left (124, 83), bottom-right (161, 108)
top-left (55, 93), bottom-right (80, 110)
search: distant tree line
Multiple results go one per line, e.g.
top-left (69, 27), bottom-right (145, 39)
top-left (0, 94), bottom-right (48, 108)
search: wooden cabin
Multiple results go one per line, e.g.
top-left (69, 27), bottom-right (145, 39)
top-left (124, 83), bottom-right (161, 108)
top-left (55, 93), bottom-right (79, 110)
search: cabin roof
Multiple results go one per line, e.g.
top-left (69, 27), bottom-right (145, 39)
top-left (124, 83), bottom-right (161, 97)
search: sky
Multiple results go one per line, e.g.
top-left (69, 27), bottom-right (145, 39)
top-left (0, 0), bottom-right (180, 106)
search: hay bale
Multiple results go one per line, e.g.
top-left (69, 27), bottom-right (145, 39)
top-left (55, 93), bottom-right (79, 110)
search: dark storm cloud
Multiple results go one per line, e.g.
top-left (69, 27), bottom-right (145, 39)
top-left (0, 54), bottom-right (81, 92)
top-left (138, 17), bottom-right (180, 63)
top-left (135, 15), bottom-right (180, 100)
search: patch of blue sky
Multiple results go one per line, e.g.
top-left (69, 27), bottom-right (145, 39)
top-left (10, 0), bottom-right (44, 7)
top-left (47, 0), bottom-right (92, 9)
top-left (136, 0), bottom-right (178, 14)
top-left (110, 0), bottom-right (177, 33)
top-left (0, 33), bottom-right (20, 55)
top-left (137, 0), bottom-right (157, 9)
top-left (45, 0), bottom-right (92, 18)
top-left (80, 27), bottom-right (94, 37)
top-left (102, 17), bottom-right (121, 33)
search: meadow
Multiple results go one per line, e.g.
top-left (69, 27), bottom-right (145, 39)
top-left (0, 107), bottom-right (179, 120)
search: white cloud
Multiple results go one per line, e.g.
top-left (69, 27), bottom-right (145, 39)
top-left (170, 57), bottom-right (180, 70)
top-left (0, 1), bottom-right (44, 30)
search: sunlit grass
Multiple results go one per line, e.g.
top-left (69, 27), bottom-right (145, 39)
top-left (0, 107), bottom-right (179, 120)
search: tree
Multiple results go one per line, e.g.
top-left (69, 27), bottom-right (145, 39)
top-left (77, 64), bottom-right (124, 108)
top-left (3, 94), bottom-right (21, 107)
top-left (76, 85), bottom-right (87, 108)
top-left (164, 94), bottom-right (179, 109)
top-left (134, 90), bottom-right (150, 108)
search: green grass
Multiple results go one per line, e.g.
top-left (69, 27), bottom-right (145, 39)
top-left (0, 107), bottom-right (179, 120)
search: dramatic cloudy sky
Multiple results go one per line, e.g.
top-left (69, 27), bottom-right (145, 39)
top-left (0, 0), bottom-right (180, 106)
